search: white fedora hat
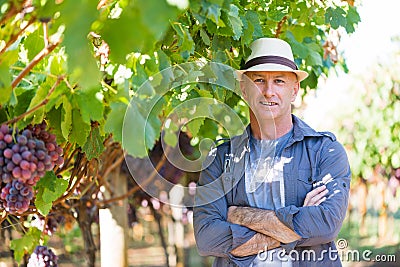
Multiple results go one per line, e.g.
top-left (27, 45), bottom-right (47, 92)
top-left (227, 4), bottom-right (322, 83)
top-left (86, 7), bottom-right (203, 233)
top-left (240, 38), bottom-right (308, 82)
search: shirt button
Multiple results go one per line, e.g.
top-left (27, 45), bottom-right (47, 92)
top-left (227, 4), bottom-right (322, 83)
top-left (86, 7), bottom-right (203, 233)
top-left (343, 182), bottom-right (346, 187)
top-left (308, 177), bottom-right (313, 182)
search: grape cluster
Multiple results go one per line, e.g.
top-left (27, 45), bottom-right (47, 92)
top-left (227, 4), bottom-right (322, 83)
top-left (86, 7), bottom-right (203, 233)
top-left (31, 213), bottom-right (65, 236)
top-left (0, 122), bottom-right (64, 214)
top-left (27, 245), bottom-right (58, 267)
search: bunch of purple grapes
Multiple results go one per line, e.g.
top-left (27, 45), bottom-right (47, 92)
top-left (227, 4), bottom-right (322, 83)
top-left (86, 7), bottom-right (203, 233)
top-left (27, 245), bottom-right (58, 267)
top-left (31, 213), bottom-right (65, 236)
top-left (0, 122), bottom-right (64, 214)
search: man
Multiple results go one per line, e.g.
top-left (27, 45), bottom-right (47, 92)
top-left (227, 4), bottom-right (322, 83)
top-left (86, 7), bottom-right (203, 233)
top-left (193, 38), bottom-right (351, 267)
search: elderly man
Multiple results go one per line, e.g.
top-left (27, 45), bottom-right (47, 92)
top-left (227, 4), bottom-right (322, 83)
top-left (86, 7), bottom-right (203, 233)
top-left (193, 38), bottom-right (351, 267)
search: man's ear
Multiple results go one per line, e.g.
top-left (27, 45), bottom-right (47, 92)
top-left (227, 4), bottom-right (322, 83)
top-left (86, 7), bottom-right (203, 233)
top-left (291, 82), bottom-right (300, 102)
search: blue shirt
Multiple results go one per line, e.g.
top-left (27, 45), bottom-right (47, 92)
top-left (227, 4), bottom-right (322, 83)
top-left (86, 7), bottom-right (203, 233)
top-left (246, 130), bottom-right (293, 267)
top-left (193, 115), bottom-right (351, 267)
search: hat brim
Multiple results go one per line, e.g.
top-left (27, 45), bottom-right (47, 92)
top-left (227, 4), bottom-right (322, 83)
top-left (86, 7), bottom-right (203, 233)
top-left (237, 63), bottom-right (309, 82)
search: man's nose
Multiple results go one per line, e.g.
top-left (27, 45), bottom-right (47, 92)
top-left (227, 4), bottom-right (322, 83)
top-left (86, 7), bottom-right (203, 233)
top-left (261, 80), bottom-right (275, 97)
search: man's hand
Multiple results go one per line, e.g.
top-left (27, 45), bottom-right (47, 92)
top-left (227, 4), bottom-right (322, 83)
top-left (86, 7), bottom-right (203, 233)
top-left (303, 185), bottom-right (328, 207)
top-left (227, 206), bottom-right (301, 243)
top-left (230, 233), bottom-right (280, 257)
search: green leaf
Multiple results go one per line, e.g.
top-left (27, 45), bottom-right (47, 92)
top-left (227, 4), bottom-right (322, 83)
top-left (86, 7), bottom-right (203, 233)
top-left (48, 54), bottom-right (67, 76)
top-left (10, 227), bottom-right (42, 263)
top-left (101, 6), bottom-right (154, 62)
top-left (35, 172), bottom-right (68, 216)
top-left (246, 10), bottom-right (262, 40)
top-left (46, 106), bottom-right (66, 143)
top-left (83, 125), bottom-right (105, 160)
top-left (345, 6), bottom-right (361, 33)
top-left (61, 96), bottom-right (72, 140)
top-left (199, 28), bottom-right (211, 45)
top-left (186, 117), bottom-right (205, 137)
top-left (105, 102), bottom-right (127, 142)
top-left (268, 1), bottom-right (289, 22)
top-left (122, 98), bottom-right (161, 157)
top-left (205, 3), bottom-right (225, 27)
top-left (139, 0), bottom-right (180, 40)
top-left (13, 90), bottom-right (36, 129)
top-left (171, 22), bottom-right (195, 60)
top-left (23, 28), bottom-right (43, 62)
top-left (307, 50), bottom-right (322, 66)
top-left (163, 128), bottom-right (178, 147)
top-left (0, 49), bottom-right (19, 65)
top-left (69, 109), bottom-right (91, 146)
top-left (325, 6), bottom-right (346, 30)
top-left (59, 0), bottom-right (100, 88)
top-left (0, 62), bottom-right (12, 104)
top-left (73, 87), bottom-right (104, 124)
top-left (226, 4), bottom-right (243, 40)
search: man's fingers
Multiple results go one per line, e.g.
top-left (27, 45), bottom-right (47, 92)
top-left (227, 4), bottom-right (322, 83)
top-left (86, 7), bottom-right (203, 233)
top-left (308, 189), bottom-right (328, 206)
top-left (304, 185), bottom-right (326, 204)
top-left (315, 196), bottom-right (327, 206)
top-left (304, 185), bottom-right (328, 206)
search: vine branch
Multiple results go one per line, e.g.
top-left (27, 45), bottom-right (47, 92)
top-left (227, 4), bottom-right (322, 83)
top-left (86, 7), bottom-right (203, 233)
top-left (0, 17), bottom-right (36, 57)
top-left (5, 75), bottom-right (63, 125)
top-left (97, 146), bottom-right (171, 206)
top-left (11, 40), bottom-right (61, 89)
top-left (275, 15), bottom-right (288, 38)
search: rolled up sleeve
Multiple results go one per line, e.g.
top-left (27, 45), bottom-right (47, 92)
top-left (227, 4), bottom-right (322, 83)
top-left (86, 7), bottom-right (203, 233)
top-left (277, 140), bottom-right (351, 249)
top-left (193, 146), bottom-right (256, 267)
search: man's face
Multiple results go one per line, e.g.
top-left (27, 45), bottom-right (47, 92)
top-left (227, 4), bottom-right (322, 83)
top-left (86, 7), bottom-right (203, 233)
top-left (240, 71), bottom-right (299, 122)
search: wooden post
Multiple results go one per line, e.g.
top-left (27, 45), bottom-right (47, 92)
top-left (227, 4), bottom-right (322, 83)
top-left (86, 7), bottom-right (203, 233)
top-left (99, 167), bottom-right (128, 267)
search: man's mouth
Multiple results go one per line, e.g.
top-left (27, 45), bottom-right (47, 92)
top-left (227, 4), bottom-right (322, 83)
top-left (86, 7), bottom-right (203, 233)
top-left (259, 101), bottom-right (278, 106)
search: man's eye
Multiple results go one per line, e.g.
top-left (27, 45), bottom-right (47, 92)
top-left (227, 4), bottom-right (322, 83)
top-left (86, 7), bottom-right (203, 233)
top-left (275, 79), bottom-right (285, 84)
top-left (254, 78), bottom-right (265, 83)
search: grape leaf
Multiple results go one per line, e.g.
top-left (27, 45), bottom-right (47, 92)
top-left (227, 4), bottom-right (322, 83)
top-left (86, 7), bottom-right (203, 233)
top-left (122, 98), bottom-right (160, 157)
top-left (204, 3), bottom-right (224, 27)
top-left (104, 102), bottom-right (127, 143)
top-left (83, 125), bottom-right (105, 160)
top-left (35, 172), bottom-right (68, 216)
top-left (61, 96), bottom-right (72, 140)
top-left (0, 62), bottom-right (12, 104)
top-left (59, 0), bottom-right (100, 88)
top-left (226, 4), bottom-right (243, 40)
top-left (139, 0), bottom-right (180, 40)
top-left (186, 117), bottom-right (205, 138)
top-left (73, 86), bottom-right (104, 124)
top-left (46, 106), bottom-right (66, 143)
top-left (10, 227), bottom-right (42, 263)
top-left (345, 6), bottom-right (361, 33)
top-left (23, 28), bottom-right (43, 62)
top-left (200, 28), bottom-right (211, 45)
top-left (325, 7), bottom-right (346, 30)
top-left (69, 109), bottom-right (91, 147)
top-left (101, 6), bottom-right (154, 62)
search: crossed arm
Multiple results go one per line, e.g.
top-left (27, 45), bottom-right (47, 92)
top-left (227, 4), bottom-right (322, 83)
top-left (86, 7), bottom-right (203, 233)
top-left (228, 185), bottom-right (328, 257)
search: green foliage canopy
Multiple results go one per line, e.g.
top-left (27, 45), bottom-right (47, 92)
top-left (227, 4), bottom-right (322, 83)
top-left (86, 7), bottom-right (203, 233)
top-left (0, 0), bottom-right (360, 158)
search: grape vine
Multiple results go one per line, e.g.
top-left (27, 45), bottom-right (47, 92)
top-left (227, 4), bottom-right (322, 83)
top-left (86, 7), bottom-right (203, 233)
top-left (0, 122), bottom-right (64, 214)
top-left (27, 245), bottom-right (58, 267)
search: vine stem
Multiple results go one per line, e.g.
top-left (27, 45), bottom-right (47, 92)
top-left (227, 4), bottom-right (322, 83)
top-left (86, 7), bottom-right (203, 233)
top-left (275, 15), bottom-right (288, 38)
top-left (11, 40), bottom-right (61, 89)
top-left (0, 17), bottom-right (36, 57)
top-left (97, 145), bottom-right (171, 206)
top-left (4, 75), bottom-right (63, 125)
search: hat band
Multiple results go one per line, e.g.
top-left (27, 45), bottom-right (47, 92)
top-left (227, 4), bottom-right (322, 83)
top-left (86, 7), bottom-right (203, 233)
top-left (242, 55), bottom-right (298, 71)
